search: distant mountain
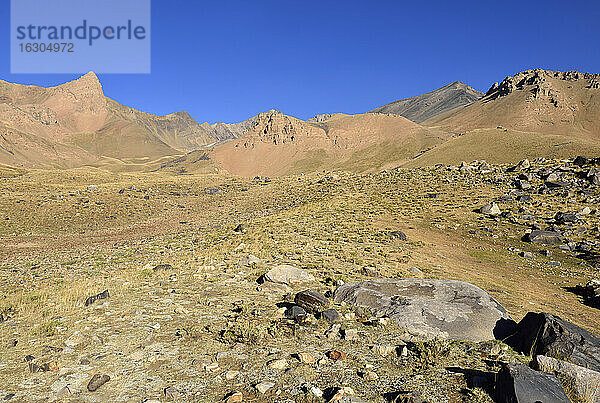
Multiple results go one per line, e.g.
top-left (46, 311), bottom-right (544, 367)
top-left (0, 72), bottom-right (218, 167)
top-left (370, 81), bottom-right (483, 123)
top-left (422, 69), bottom-right (600, 139)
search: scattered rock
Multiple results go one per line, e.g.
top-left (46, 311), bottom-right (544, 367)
top-left (84, 289), bottom-right (109, 306)
top-left (535, 355), bottom-right (600, 403)
top-left (267, 359), bottom-right (288, 370)
top-left (342, 328), bottom-right (359, 341)
top-left (204, 188), bottom-right (222, 195)
top-left (390, 231), bottom-right (407, 241)
top-left (327, 350), bottom-right (347, 360)
top-left (234, 223), bottom-right (247, 233)
top-left (575, 280), bottom-right (600, 306)
top-left (360, 266), bottom-right (378, 277)
top-left (153, 264), bottom-right (175, 272)
top-left (520, 251), bottom-right (534, 259)
top-left (87, 374), bottom-right (110, 392)
top-left (506, 312), bottom-right (600, 372)
top-left (362, 370), bottom-right (378, 381)
top-left (297, 352), bottom-right (316, 364)
top-left (224, 390), bottom-right (243, 402)
top-left (294, 289), bottom-right (329, 314)
top-left (285, 305), bottom-right (307, 323)
top-left (495, 362), bottom-right (569, 402)
top-left (263, 265), bottom-right (315, 285)
top-left (238, 254), bottom-right (260, 266)
top-left (163, 386), bottom-right (180, 400)
top-left (523, 230), bottom-right (564, 244)
top-left (334, 278), bottom-right (515, 341)
top-left (321, 308), bottom-right (341, 323)
top-left (480, 202), bottom-right (501, 216)
top-left (255, 381), bottom-right (275, 394)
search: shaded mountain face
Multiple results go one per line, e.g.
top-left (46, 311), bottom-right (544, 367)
top-left (369, 81), bottom-right (483, 123)
top-left (423, 69), bottom-right (600, 139)
top-left (0, 72), bottom-right (221, 167)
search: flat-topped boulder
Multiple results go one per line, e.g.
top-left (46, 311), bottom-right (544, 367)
top-left (333, 278), bottom-right (515, 341)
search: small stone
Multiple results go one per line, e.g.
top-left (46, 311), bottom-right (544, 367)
top-left (268, 359), bottom-right (288, 370)
top-left (225, 370), bottom-right (240, 380)
top-left (234, 223), bottom-right (247, 233)
top-left (310, 386), bottom-right (323, 397)
top-left (547, 261), bottom-right (562, 267)
top-left (520, 251), bottom-right (535, 259)
top-left (264, 265), bottom-right (315, 285)
top-left (6, 340), bottom-right (17, 348)
top-left (64, 331), bottom-right (88, 349)
top-left (360, 266), bottom-right (378, 277)
top-left (294, 289), bottom-right (329, 314)
top-left (255, 381), bottom-right (275, 394)
top-left (56, 386), bottom-right (71, 399)
top-left (224, 390), bottom-right (243, 402)
top-left (390, 231), bottom-right (407, 240)
top-left (285, 305), bottom-right (307, 323)
top-left (342, 328), bottom-right (359, 341)
top-left (407, 267), bottom-right (424, 275)
top-left (321, 308), bottom-right (341, 323)
top-left (153, 264), bottom-right (175, 272)
top-left (163, 386), bottom-right (180, 400)
top-left (372, 344), bottom-right (395, 357)
top-left (87, 374), bottom-right (110, 392)
top-left (327, 350), bottom-right (347, 360)
top-left (480, 202), bottom-right (501, 216)
top-left (204, 362), bottom-right (220, 372)
top-left (297, 352), bottom-right (316, 364)
top-left (362, 370), bottom-right (378, 381)
top-left (397, 344), bottom-right (408, 357)
top-left (325, 324), bottom-right (342, 340)
top-left (84, 289), bottom-right (109, 307)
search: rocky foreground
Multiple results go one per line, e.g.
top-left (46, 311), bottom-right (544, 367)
top-left (1, 157), bottom-right (600, 402)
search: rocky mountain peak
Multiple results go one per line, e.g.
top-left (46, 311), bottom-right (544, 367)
top-left (485, 69), bottom-right (600, 99)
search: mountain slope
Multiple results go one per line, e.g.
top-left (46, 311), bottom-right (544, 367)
top-left (423, 69), bottom-right (600, 139)
top-left (369, 81), bottom-right (483, 123)
top-left (0, 72), bottom-right (219, 167)
top-left (208, 110), bottom-right (449, 176)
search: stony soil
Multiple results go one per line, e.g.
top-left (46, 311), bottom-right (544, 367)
top-left (0, 157), bottom-right (599, 402)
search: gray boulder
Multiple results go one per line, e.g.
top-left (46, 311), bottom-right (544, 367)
top-left (535, 355), bottom-right (600, 403)
top-left (494, 362), bottom-right (569, 403)
top-left (333, 278), bottom-right (515, 341)
top-left (480, 202), bottom-right (501, 216)
top-left (523, 230), bottom-right (564, 244)
top-left (263, 265), bottom-right (315, 286)
top-left (506, 312), bottom-right (600, 372)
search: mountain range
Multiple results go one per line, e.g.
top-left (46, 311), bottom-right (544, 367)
top-left (1, 68), bottom-right (599, 174)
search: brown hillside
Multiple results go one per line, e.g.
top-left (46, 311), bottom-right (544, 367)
top-left (423, 69), bottom-right (600, 139)
top-left (209, 110), bottom-right (449, 176)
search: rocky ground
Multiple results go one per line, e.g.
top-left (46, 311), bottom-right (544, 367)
top-left (0, 157), bottom-right (599, 402)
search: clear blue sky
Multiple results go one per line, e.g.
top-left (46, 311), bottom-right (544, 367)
top-left (1, 0), bottom-right (599, 123)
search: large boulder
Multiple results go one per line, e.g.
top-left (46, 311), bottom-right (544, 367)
top-left (523, 230), bottom-right (564, 244)
top-left (263, 265), bottom-right (315, 286)
top-left (333, 278), bottom-right (515, 342)
top-left (535, 355), bottom-right (600, 403)
top-left (505, 312), bottom-right (600, 372)
top-left (494, 362), bottom-right (570, 403)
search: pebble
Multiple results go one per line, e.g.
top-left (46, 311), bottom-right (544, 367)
top-left (327, 350), bottom-right (347, 360)
top-left (224, 390), bottom-right (243, 402)
top-left (225, 370), bottom-right (240, 380)
top-left (256, 381), bottom-right (275, 394)
top-left (321, 308), bottom-right (341, 323)
top-left (268, 359), bottom-right (288, 370)
top-left (297, 352), bottom-right (316, 364)
top-left (362, 370), bottom-right (379, 381)
top-left (342, 328), bottom-right (359, 341)
top-left (87, 374), bottom-right (110, 392)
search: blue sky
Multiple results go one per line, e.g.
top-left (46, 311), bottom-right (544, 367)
top-left (1, 0), bottom-right (599, 123)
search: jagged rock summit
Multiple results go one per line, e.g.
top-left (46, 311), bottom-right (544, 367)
top-left (423, 69), bottom-right (600, 139)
